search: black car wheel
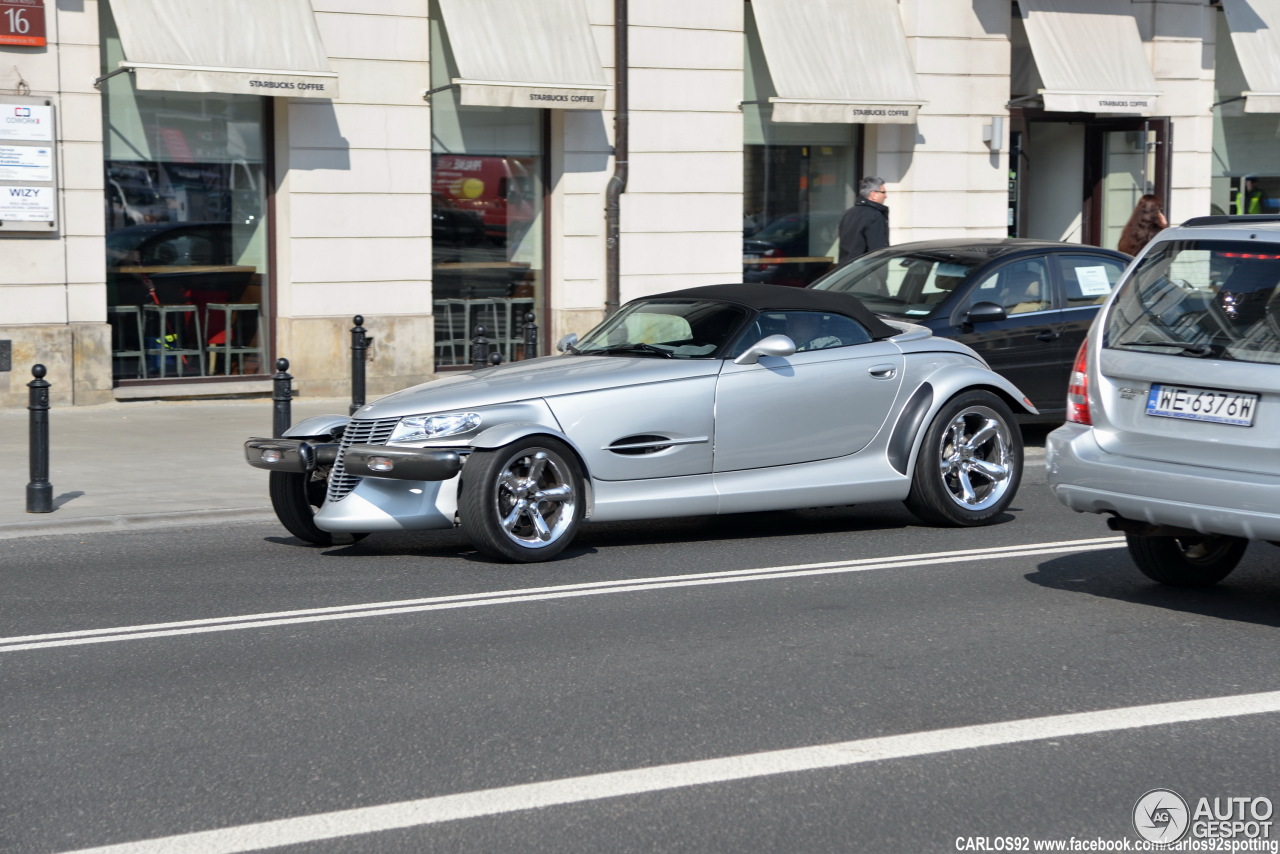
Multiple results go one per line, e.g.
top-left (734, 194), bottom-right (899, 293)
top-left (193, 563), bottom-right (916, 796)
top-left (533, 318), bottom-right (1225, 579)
top-left (268, 469), bottom-right (366, 546)
top-left (460, 437), bottom-right (584, 562)
top-left (905, 390), bottom-right (1022, 526)
top-left (1125, 533), bottom-right (1247, 587)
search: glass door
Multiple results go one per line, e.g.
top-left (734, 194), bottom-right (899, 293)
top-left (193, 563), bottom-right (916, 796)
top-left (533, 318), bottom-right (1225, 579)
top-left (1086, 118), bottom-right (1169, 251)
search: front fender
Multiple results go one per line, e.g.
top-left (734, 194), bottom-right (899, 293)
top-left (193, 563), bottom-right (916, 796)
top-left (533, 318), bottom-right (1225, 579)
top-left (472, 421), bottom-right (580, 453)
top-left (468, 422), bottom-right (596, 519)
top-left (282, 414), bottom-right (350, 440)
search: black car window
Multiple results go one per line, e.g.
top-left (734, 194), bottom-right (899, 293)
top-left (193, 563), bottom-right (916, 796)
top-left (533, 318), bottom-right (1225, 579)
top-left (965, 259), bottom-right (1051, 315)
top-left (729, 310), bottom-right (871, 356)
top-left (812, 252), bottom-right (981, 318)
top-left (1059, 254), bottom-right (1126, 308)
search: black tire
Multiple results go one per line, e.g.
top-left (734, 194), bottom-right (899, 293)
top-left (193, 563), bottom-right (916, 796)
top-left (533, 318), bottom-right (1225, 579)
top-left (1125, 532), bottom-right (1246, 587)
top-left (905, 390), bottom-right (1022, 527)
top-left (459, 436), bottom-right (585, 562)
top-left (268, 469), bottom-right (366, 546)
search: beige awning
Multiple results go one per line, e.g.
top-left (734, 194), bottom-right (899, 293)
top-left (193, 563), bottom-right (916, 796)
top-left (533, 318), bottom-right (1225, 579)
top-left (749, 0), bottom-right (925, 124)
top-left (435, 0), bottom-right (609, 110)
top-left (1019, 0), bottom-right (1160, 114)
top-left (109, 0), bottom-right (336, 99)
top-left (1223, 0), bottom-right (1280, 113)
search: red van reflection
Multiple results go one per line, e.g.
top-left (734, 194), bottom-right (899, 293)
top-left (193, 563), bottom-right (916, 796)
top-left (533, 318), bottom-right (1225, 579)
top-left (432, 155), bottom-right (536, 244)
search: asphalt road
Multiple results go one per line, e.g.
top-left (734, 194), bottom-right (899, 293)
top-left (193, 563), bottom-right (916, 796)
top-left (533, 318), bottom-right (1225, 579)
top-left (4, 454), bottom-right (1280, 853)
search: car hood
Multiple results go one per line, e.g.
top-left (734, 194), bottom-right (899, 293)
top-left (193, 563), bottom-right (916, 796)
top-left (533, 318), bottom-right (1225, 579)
top-left (353, 355), bottom-right (723, 419)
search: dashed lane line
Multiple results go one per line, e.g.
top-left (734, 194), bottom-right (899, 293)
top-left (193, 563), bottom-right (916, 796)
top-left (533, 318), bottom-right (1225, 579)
top-left (1, 537), bottom-right (1122, 652)
top-left (60, 689), bottom-right (1280, 854)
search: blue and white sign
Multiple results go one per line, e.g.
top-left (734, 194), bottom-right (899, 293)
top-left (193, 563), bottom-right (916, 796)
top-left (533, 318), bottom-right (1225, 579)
top-left (0, 143), bottom-right (51, 181)
top-left (0, 184), bottom-right (54, 220)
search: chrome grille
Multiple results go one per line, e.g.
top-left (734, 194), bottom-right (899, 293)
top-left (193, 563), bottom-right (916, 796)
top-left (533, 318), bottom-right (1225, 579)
top-left (327, 417), bottom-right (400, 502)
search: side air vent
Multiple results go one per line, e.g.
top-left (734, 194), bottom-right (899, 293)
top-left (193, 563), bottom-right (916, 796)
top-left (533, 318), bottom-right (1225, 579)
top-left (607, 434), bottom-right (675, 455)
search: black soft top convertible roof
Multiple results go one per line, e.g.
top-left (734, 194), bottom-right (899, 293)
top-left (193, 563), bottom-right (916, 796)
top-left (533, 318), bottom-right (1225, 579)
top-left (646, 283), bottom-right (899, 340)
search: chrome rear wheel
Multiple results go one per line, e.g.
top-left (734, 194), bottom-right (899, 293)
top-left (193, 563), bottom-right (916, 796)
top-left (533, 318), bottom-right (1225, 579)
top-left (905, 391), bottom-right (1022, 526)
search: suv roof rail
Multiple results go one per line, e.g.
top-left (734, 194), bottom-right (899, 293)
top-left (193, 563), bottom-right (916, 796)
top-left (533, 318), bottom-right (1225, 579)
top-left (1182, 214), bottom-right (1280, 227)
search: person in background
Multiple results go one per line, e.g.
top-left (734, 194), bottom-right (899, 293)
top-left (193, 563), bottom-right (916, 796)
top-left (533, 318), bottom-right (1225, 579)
top-left (838, 176), bottom-right (889, 265)
top-left (1117, 194), bottom-right (1168, 257)
top-left (1236, 177), bottom-right (1268, 215)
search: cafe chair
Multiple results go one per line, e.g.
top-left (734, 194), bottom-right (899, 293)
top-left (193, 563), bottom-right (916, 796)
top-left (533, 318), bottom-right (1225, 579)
top-left (143, 304), bottom-right (204, 378)
top-left (108, 305), bottom-right (147, 379)
top-left (205, 303), bottom-right (265, 375)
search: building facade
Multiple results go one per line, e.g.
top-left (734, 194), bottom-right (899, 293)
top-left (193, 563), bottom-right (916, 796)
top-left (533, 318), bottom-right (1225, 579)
top-left (0, 0), bottom-right (1275, 407)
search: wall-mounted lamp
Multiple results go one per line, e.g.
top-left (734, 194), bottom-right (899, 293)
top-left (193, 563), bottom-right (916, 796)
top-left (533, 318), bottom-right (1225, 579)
top-left (982, 116), bottom-right (1006, 153)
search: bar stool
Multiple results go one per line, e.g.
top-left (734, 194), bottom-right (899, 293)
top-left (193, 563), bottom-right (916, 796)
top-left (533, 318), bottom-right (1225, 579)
top-left (143, 304), bottom-right (204, 378)
top-left (108, 305), bottom-right (147, 379)
top-left (433, 299), bottom-right (469, 366)
top-left (205, 303), bottom-right (265, 375)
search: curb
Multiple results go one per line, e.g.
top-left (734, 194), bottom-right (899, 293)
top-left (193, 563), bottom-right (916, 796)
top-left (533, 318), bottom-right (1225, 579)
top-left (0, 507), bottom-right (277, 540)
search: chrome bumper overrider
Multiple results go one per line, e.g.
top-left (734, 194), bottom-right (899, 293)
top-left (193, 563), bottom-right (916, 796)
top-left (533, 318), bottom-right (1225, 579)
top-left (245, 438), bottom-right (462, 482)
top-left (340, 444), bottom-right (463, 481)
top-left (244, 438), bottom-right (339, 473)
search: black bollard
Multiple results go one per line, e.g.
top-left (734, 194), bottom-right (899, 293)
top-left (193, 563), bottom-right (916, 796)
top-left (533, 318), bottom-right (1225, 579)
top-left (522, 312), bottom-right (538, 360)
top-left (350, 315), bottom-right (370, 416)
top-left (26, 364), bottom-right (53, 513)
top-left (272, 357), bottom-right (293, 438)
top-left (471, 324), bottom-right (491, 370)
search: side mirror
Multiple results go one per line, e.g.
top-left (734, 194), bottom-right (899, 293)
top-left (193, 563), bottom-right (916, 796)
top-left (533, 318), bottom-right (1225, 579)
top-left (733, 333), bottom-right (797, 365)
top-left (962, 302), bottom-right (1007, 327)
top-left (556, 332), bottom-right (579, 353)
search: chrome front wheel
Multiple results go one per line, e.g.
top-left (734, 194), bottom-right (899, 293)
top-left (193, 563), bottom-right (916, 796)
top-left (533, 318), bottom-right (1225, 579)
top-left (460, 437), bottom-right (584, 562)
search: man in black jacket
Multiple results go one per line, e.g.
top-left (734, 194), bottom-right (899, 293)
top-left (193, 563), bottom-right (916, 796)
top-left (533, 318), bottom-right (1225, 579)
top-left (837, 176), bottom-right (889, 265)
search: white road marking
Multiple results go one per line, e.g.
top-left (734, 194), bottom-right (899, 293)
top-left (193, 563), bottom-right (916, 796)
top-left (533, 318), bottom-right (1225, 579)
top-left (1, 537), bottom-right (1122, 652)
top-left (61, 689), bottom-right (1280, 854)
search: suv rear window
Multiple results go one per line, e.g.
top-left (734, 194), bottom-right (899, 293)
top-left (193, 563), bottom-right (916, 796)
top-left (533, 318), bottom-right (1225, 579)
top-left (1104, 240), bottom-right (1280, 364)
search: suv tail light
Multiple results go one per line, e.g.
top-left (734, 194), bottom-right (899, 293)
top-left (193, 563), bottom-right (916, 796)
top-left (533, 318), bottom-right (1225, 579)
top-left (1066, 340), bottom-right (1091, 425)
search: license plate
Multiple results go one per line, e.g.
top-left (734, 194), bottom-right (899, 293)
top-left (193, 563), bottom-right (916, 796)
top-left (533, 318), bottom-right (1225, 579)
top-left (1145, 383), bottom-right (1258, 427)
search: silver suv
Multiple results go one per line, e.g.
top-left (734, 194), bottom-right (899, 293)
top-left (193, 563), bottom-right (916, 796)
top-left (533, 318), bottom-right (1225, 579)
top-left (1047, 215), bottom-right (1280, 586)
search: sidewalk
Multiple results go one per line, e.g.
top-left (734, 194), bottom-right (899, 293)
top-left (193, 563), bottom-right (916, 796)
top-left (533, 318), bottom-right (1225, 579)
top-left (0, 396), bottom-right (355, 537)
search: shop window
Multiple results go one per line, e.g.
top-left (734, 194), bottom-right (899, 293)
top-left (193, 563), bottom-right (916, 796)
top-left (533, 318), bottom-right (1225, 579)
top-left (742, 7), bottom-right (859, 288)
top-left (430, 8), bottom-right (544, 369)
top-left (99, 3), bottom-right (269, 382)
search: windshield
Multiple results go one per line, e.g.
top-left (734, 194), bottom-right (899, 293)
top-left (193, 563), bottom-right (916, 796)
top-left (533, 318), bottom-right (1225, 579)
top-left (1105, 240), bottom-right (1280, 363)
top-left (810, 250), bottom-right (984, 317)
top-left (574, 299), bottom-right (749, 359)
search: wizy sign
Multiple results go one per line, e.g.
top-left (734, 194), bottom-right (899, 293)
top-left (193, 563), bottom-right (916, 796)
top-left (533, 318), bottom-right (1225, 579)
top-left (0, 0), bottom-right (45, 47)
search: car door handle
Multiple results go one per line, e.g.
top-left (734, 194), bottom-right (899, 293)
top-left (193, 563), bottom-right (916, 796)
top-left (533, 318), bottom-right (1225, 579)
top-left (1035, 330), bottom-right (1060, 342)
top-left (868, 364), bottom-right (897, 379)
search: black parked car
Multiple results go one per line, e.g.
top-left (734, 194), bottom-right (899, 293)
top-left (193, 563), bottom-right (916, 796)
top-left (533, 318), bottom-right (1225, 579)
top-left (810, 238), bottom-right (1132, 420)
top-left (743, 212), bottom-right (841, 287)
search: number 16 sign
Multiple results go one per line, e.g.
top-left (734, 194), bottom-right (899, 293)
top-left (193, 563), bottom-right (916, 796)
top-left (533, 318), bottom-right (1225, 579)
top-left (1, 0), bottom-right (46, 48)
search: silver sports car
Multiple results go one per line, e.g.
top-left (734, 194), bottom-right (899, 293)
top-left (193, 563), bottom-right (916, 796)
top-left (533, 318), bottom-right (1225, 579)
top-left (246, 284), bottom-right (1036, 562)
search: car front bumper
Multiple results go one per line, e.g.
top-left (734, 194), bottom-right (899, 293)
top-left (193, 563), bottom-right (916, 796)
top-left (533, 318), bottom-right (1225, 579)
top-left (1046, 422), bottom-right (1280, 541)
top-left (314, 474), bottom-right (461, 533)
